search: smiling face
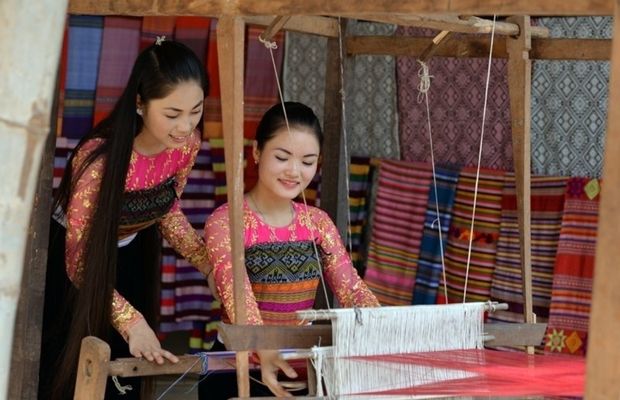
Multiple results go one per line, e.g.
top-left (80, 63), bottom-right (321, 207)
top-left (254, 126), bottom-right (320, 201)
top-left (135, 80), bottom-right (204, 154)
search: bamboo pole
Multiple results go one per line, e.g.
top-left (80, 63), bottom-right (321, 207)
top-left (217, 15), bottom-right (250, 398)
top-left (0, 1), bottom-right (68, 399)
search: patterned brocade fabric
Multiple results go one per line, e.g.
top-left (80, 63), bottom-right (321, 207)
top-left (204, 200), bottom-right (379, 326)
top-left (65, 131), bottom-right (209, 338)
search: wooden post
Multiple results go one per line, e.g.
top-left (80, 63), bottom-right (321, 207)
top-left (505, 17), bottom-right (535, 339)
top-left (73, 337), bottom-right (110, 400)
top-left (0, 1), bottom-right (68, 399)
top-left (217, 15), bottom-right (250, 397)
top-left (586, 1), bottom-right (620, 398)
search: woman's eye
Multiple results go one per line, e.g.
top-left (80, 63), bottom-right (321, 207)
top-left (302, 161), bottom-right (314, 166)
top-left (191, 109), bottom-right (202, 115)
top-left (165, 115), bottom-right (179, 119)
top-left (275, 156), bottom-right (287, 162)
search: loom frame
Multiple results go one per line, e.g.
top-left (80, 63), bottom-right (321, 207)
top-left (4, 1), bottom-right (620, 399)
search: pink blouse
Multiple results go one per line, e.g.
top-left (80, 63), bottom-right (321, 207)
top-left (204, 200), bottom-right (379, 325)
top-left (65, 131), bottom-right (208, 338)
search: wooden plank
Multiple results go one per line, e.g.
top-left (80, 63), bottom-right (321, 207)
top-left (219, 324), bottom-right (333, 350)
top-left (67, 0), bottom-right (614, 16)
top-left (586, 1), bottom-right (620, 399)
top-left (506, 16), bottom-right (534, 334)
top-left (73, 337), bottom-right (110, 400)
top-left (257, 16), bottom-right (291, 42)
top-left (347, 36), bottom-right (612, 61)
top-left (108, 355), bottom-right (204, 377)
top-left (218, 322), bottom-right (546, 349)
top-left (244, 15), bottom-right (339, 38)
top-left (336, 14), bottom-right (549, 38)
top-left (8, 87), bottom-right (56, 400)
top-left (216, 15), bottom-right (250, 398)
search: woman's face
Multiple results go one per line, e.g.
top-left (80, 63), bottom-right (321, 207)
top-left (137, 80), bottom-right (204, 153)
top-left (254, 127), bottom-right (320, 201)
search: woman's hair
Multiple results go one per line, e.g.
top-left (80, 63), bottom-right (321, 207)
top-left (51, 41), bottom-right (207, 398)
top-left (255, 102), bottom-right (323, 151)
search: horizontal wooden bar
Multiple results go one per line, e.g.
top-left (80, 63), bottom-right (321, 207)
top-left (347, 36), bottom-right (611, 60)
top-left (108, 355), bottom-right (203, 377)
top-left (68, 0), bottom-right (613, 16)
top-left (484, 322), bottom-right (547, 347)
top-left (244, 15), bottom-right (339, 38)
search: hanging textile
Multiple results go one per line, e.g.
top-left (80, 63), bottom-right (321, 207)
top-left (174, 17), bottom-right (211, 64)
top-left (544, 177), bottom-right (600, 356)
top-left (438, 167), bottom-right (505, 304)
top-left (61, 16), bottom-right (104, 139)
top-left (204, 22), bottom-right (222, 139)
top-left (345, 21), bottom-right (400, 159)
top-left (347, 157), bottom-right (373, 275)
top-left (412, 165), bottom-right (460, 304)
top-left (531, 17), bottom-right (611, 178)
top-left (489, 175), bottom-right (568, 326)
top-left (396, 27), bottom-right (513, 170)
top-left (364, 160), bottom-right (432, 305)
top-left (93, 17), bottom-right (141, 126)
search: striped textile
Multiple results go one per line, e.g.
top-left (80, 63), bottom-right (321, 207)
top-left (53, 137), bottom-right (80, 190)
top-left (437, 167), bottom-right (505, 304)
top-left (140, 17), bottom-right (176, 50)
top-left (55, 24), bottom-right (68, 136)
top-left (160, 140), bottom-right (218, 332)
top-left (489, 175), bottom-right (567, 326)
top-left (544, 177), bottom-right (600, 356)
top-left (93, 17), bottom-right (141, 126)
top-left (61, 16), bottom-right (104, 139)
top-left (204, 22), bottom-right (222, 139)
top-left (348, 157), bottom-right (373, 275)
top-left (412, 165), bottom-right (460, 305)
top-left (364, 160), bottom-right (432, 305)
top-left (174, 17), bottom-right (211, 64)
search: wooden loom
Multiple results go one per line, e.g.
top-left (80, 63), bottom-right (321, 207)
top-left (5, 1), bottom-right (620, 400)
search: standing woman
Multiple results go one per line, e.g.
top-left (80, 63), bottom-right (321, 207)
top-left (39, 40), bottom-right (213, 399)
top-left (200, 102), bottom-right (380, 399)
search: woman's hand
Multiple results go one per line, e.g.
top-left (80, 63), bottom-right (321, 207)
top-left (126, 319), bottom-right (179, 365)
top-left (256, 349), bottom-right (298, 397)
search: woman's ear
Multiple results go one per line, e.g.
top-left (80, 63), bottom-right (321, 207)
top-left (252, 141), bottom-right (260, 164)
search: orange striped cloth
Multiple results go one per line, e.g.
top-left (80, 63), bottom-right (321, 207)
top-left (437, 167), bottom-right (506, 304)
top-left (544, 177), bottom-right (601, 356)
top-left (364, 160), bottom-right (432, 305)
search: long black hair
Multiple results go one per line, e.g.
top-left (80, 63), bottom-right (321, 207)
top-left (255, 101), bottom-right (323, 151)
top-left (51, 40), bottom-right (207, 398)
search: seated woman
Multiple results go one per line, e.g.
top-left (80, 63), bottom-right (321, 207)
top-left (199, 102), bottom-right (379, 398)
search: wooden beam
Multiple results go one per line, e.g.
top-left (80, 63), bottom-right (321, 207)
top-left (244, 15), bottom-right (339, 38)
top-left (257, 16), bottom-right (291, 43)
top-left (419, 30), bottom-right (454, 63)
top-left (347, 36), bottom-right (612, 60)
top-left (67, 0), bottom-right (614, 16)
top-left (217, 15), bottom-right (250, 398)
top-left (505, 17), bottom-right (534, 337)
top-left (586, 1), bottom-right (620, 398)
top-left (217, 322), bottom-right (546, 349)
top-left (336, 14), bottom-right (549, 38)
top-left (73, 337), bottom-right (110, 400)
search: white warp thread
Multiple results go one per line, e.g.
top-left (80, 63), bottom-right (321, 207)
top-left (315, 303), bottom-right (486, 396)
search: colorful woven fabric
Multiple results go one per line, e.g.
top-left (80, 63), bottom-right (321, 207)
top-left (93, 17), bottom-right (141, 126)
top-left (61, 16), bottom-right (103, 139)
top-left (204, 22), bottom-right (222, 139)
top-left (364, 160), bottom-right (432, 305)
top-left (396, 27), bottom-right (513, 170)
top-left (544, 177), bottom-right (600, 356)
top-left (348, 157), bottom-right (373, 274)
top-left (140, 17), bottom-right (176, 50)
top-left (174, 17), bottom-right (211, 64)
top-left (489, 175), bottom-right (567, 326)
top-left (437, 167), bottom-right (505, 304)
top-left (412, 165), bottom-right (460, 305)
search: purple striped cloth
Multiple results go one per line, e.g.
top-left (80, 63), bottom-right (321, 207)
top-left (364, 160), bottom-right (432, 305)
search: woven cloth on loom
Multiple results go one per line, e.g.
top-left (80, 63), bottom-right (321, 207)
top-left (412, 165), bottom-right (460, 305)
top-left (489, 175), bottom-right (568, 326)
top-left (544, 177), bottom-right (600, 356)
top-left (140, 17), bottom-right (176, 50)
top-left (61, 16), bottom-right (103, 139)
top-left (93, 17), bottom-right (141, 126)
top-left (159, 140), bottom-right (218, 332)
top-left (348, 157), bottom-right (373, 275)
top-left (364, 160), bottom-right (432, 305)
top-left (437, 167), bottom-right (505, 304)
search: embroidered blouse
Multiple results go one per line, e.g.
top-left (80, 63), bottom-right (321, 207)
top-left (64, 131), bottom-right (209, 339)
top-left (204, 200), bottom-right (379, 325)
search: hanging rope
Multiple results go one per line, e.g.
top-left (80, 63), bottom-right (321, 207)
top-left (462, 15), bottom-right (497, 303)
